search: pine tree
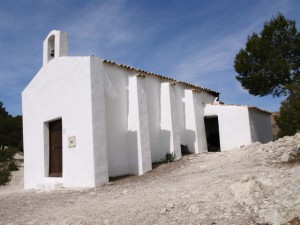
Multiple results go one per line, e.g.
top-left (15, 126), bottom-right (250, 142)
top-left (234, 13), bottom-right (300, 97)
top-left (276, 85), bottom-right (300, 137)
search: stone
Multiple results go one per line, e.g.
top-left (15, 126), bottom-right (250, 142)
top-left (280, 153), bottom-right (290, 163)
top-left (160, 208), bottom-right (167, 214)
top-left (166, 203), bottom-right (174, 209)
top-left (188, 204), bottom-right (199, 214)
top-left (288, 146), bottom-right (300, 163)
top-left (89, 191), bottom-right (96, 196)
top-left (240, 175), bottom-right (255, 183)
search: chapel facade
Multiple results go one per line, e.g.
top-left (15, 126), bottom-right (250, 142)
top-left (22, 31), bottom-right (272, 189)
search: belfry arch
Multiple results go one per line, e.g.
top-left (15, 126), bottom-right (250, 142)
top-left (43, 30), bottom-right (68, 65)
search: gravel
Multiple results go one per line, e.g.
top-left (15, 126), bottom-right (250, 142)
top-left (0, 133), bottom-right (299, 225)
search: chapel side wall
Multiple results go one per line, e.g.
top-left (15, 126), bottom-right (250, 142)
top-left (200, 91), bottom-right (217, 104)
top-left (248, 109), bottom-right (273, 143)
top-left (184, 90), bottom-right (208, 153)
top-left (90, 57), bottom-right (109, 185)
top-left (175, 88), bottom-right (216, 148)
top-left (193, 92), bottom-right (208, 152)
top-left (175, 86), bottom-right (187, 146)
top-left (204, 105), bottom-right (252, 151)
top-left (22, 57), bottom-right (99, 189)
top-left (102, 63), bottom-right (129, 177)
top-left (103, 65), bottom-right (189, 165)
top-left (143, 76), bottom-right (161, 163)
top-left (144, 79), bottom-right (187, 162)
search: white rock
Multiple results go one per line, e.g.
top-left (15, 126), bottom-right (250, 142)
top-left (160, 208), bottom-right (167, 214)
top-left (188, 204), bottom-right (199, 214)
top-left (166, 203), bottom-right (174, 209)
top-left (280, 153), bottom-right (290, 163)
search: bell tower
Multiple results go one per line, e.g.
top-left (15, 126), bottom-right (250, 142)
top-left (43, 30), bottom-right (68, 65)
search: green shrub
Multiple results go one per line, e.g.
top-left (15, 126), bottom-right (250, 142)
top-left (8, 161), bottom-right (18, 171)
top-left (160, 152), bottom-right (177, 163)
top-left (0, 147), bottom-right (17, 163)
top-left (0, 147), bottom-right (20, 185)
top-left (165, 152), bottom-right (176, 162)
top-left (0, 168), bottom-right (11, 185)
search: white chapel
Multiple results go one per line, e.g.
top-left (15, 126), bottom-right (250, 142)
top-left (22, 30), bottom-right (273, 189)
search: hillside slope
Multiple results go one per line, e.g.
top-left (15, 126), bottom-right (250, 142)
top-left (0, 134), bottom-right (299, 225)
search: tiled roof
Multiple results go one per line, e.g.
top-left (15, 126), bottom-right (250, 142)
top-left (205, 103), bottom-right (272, 114)
top-left (103, 59), bottom-right (219, 97)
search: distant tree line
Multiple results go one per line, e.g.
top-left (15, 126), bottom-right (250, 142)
top-left (0, 101), bottom-right (23, 150)
top-left (0, 101), bottom-right (22, 185)
top-left (234, 13), bottom-right (300, 137)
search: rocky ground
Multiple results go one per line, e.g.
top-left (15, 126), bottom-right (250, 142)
top-left (0, 134), bottom-right (300, 225)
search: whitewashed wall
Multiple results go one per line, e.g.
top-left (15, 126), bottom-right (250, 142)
top-left (184, 90), bottom-right (208, 153)
top-left (90, 57), bottom-right (109, 186)
top-left (102, 64), bottom-right (199, 169)
top-left (127, 75), bottom-right (152, 175)
top-left (200, 91), bottom-right (217, 104)
top-left (166, 83), bottom-right (181, 158)
top-left (22, 57), bottom-right (109, 189)
top-left (143, 76), bottom-right (161, 163)
top-left (204, 104), bottom-right (252, 151)
top-left (102, 63), bottom-right (129, 177)
top-left (103, 64), bottom-right (154, 176)
top-left (175, 86), bottom-right (187, 146)
top-left (248, 108), bottom-right (273, 143)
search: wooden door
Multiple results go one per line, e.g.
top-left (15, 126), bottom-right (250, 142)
top-left (49, 119), bottom-right (62, 177)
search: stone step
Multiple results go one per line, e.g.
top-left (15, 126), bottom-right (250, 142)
top-left (36, 178), bottom-right (63, 191)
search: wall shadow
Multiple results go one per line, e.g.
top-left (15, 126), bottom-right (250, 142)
top-left (126, 130), bottom-right (138, 175)
top-left (159, 129), bottom-right (171, 159)
top-left (186, 129), bottom-right (196, 153)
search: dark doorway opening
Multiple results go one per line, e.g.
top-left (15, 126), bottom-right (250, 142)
top-left (204, 116), bottom-right (220, 152)
top-left (49, 119), bottom-right (62, 177)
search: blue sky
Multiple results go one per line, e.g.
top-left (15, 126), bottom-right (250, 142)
top-left (0, 0), bottom-right (300, 116)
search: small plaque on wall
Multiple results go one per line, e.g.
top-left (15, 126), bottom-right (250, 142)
top-left (68, 136), bottom-right (76, 148)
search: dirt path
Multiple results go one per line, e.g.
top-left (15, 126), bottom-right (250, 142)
top-left (0, 134), bottom-right (299, 225)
